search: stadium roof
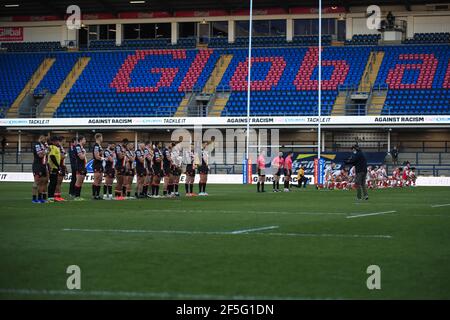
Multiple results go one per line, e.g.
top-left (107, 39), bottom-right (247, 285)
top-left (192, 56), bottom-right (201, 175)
top-left (0, 0), bottom-right (444, 18)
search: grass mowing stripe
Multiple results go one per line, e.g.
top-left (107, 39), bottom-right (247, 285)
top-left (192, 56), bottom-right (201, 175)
top-left (0, 288), bottom-right (333, 300)
top-left (346, 211), bottom-right (397, 219)
top-left (62, 228), bottom-right (392, 239)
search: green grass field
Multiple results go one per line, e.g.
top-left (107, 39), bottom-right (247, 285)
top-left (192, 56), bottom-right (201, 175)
top-left (0, 182), bottom-right (449, 300)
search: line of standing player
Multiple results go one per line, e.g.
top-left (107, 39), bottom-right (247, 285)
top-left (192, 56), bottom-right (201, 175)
top-left (31, 133), bottom-right (213, 202)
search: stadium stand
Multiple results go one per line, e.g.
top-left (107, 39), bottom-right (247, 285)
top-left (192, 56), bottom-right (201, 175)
top-left (0, 41), bottom-right (64, 52)
top-left (0, 42), bottom-right (448, 118)
top-left (374, 45), bottom-right (450, 115)
top-left (209, 35), bottom-right (332, 48)
top-left (56, 49), bottom-right (219, 117)
top-left (87, 38), bottom-right (197, 50)
top-left (345, 34), bottom-right (381, 46)
top-left (403, 33), bottom-right (450, 44)
top-left (0, 53), bottom-right (44, 110)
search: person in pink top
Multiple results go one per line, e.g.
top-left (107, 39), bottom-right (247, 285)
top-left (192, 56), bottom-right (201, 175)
top-left (257, 150), bottom-right (266, 193)
top-left (284, 152), bottom-right (293, 192)
top-left (271, 152), bottom-right (284, 192)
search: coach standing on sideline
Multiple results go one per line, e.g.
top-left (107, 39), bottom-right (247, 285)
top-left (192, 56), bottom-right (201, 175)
top-left (346, 145), bottom-right (368, 201)
top-left (69, 137), bottom-right (78, 197)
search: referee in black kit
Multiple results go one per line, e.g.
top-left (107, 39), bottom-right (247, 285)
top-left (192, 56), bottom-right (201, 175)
top-left (346, 144), bottom-right (368, 201)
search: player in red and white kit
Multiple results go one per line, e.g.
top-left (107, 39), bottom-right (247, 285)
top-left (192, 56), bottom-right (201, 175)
top-left (391, 167), bottom-right (403, 187)
top-left (376, 165), bottom-right (389, 188)
top-left (402, 162), bottom-right (411, 186)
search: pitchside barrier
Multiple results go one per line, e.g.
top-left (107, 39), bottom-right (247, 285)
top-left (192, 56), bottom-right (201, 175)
top-left (1, 172), bottom-right (449, 186)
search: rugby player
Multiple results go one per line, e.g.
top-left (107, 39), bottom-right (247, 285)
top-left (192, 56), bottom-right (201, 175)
top-left (135, 142), bottom-right (146, 198)
top-left (198, 141), bottom-right (210, 196)
top-left (124, 142), bottom-right (136, 199)
top-left (32, 135), bottom-right (49, 203)
top-left (54, 136), bottom-right (67, 201)
top-left (114, 139), bottom-right (127, 200)
top-left (184, 144), bottom-right (196, 196)
top-left (68, 137), bottom-right (78, 198)
top-left (74, 136), bottom-right (87, 201)
top-left (103, 142), bottom-right (115, 200)
top-left (92, 133), bottom-right (105, 200)
top-left (151, 142), bottom-right (163, 197)
top-left (143, 141), bottom-right (153, 197)
top-left (162, 143), bottom-right (174, 197)
top-left (171, 142), bottom-right (183, 197)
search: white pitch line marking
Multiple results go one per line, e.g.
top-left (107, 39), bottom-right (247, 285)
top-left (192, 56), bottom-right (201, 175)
top-left (62, 228), bottom-right (392, 239)
top-left (431, 204), bottom-right (450, 208)
top-left (346, 211), bottom-right (397, 219)
top-left (230, 226), bottom-right (279, 234)
top-left (139, 209), bottom-right (347, 216)
top-left (0, 288), bottom-right (334, 300)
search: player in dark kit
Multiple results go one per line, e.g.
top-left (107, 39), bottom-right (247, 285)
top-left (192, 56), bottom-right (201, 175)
top-left (32, 135), bottom-right (49, 203)
top-left (151, 142), bottom-right (163, 197)
top-left (171, 142), bottom-right (183, 197)
top-left (114, 139), bottom-right (128, 200)
top-left (162, 143), bottom-right (174, 197)
top-left (135, 143), bottom-right (146, 198)
top-left (103, 142), bottom-right (115, 200)
top-left (124, 143), bottom-right (136, 199)
top-left (92, 133), bottom-right (105, 200)
top-left (55, 136), bottom-right (67, 201)
top-left (198, 141), bottom-right (210, 196)
top-left (184, 144), bottom-right (197, 196)
top-left (143, 141), bottom-right (153, 197)
top-left (68, 137), bottom-right (78, 197)
top-left (74, 136), bottom-right (87, 201)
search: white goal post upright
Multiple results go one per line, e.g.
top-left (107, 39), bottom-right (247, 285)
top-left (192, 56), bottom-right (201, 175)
top-left (244, 0), bottom-right (253, 184)
top-left (318, 0), bottom-right (322, 166)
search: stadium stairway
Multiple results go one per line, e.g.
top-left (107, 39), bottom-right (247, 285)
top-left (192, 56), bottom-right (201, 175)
top-left (358, 52), bottom-right (384, 92)
top-left (41, 57), bottom-right (90, 117)
top-left (331, 91), bottom-right (347, 115)
top-left (203, 54), bottom-right (233, 94)
top-left (208, 92), bottom-right (231, 116)
top-left (174, 93), bottom-right (193, 117)
top-left (368, 90), bottom-right (388, 115)
top-left (6, 58), bottom-right (56, 117)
